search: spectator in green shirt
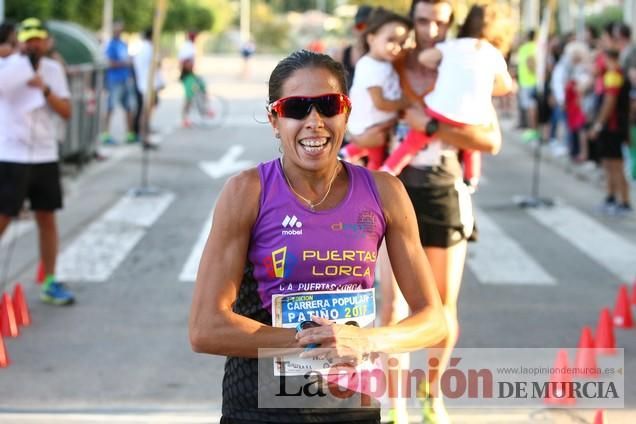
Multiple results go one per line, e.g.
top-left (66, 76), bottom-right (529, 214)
top-left (517, 30), bottom-right (539, 142)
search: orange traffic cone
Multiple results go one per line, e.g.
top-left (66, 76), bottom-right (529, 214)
top-left (0, 293), bottom-right (19, 338)
top-left (613, 284), bottom-right (633, 328)
top-left (0, 332), bottom-right (9, 368)
top-left (595, 308), bottom-right (617, 355)
top-left (593, 409), bottom-right (606, 424)
top-left (35, 261), bottom-right (45, 285)
top-left (574, 326), bottom-right (599, 378)
top-left (544, 349), bottom-right (575, 406)
top-left (12, 284), bottom-right (31, 327)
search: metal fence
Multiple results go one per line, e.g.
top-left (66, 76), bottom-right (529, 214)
top-left (59, 63), bottom-right (106, 164)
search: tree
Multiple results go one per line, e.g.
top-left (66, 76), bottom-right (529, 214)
top-left (348, 0), bottom-right (411, 14)
top-left (265, 0), bottom-right (338, 14)
top-left (252, 1), bottom-right (291, 52)
top-left (164, 0), bottom-right (214, 32)
top-left (207, 0), bottom-right (234, 34)
top-left (5, 0), bottom-right (153, 31)
top-left (5, 0), bottom-right (52, 21)
top-left (113, 0), bottom-right (155, 32)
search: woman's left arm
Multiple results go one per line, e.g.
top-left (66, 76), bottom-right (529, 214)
top-left (366, 173), bottom-right (448, 352)
top-left (296, 173), bottom-right (447, 359)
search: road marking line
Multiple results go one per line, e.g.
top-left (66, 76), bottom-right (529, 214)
top-left (467, 209), bottom-right (556, 285)
top-left (199, 145), bottom-right (253, 179)
top-left (527, 204), bottom-right (636, 282)
top-left (56, 193), bottom-right (175, 283)
top-left (179, 211), bottom-right (213, 282)
top-left (0, 220), bottom-right (34, 248)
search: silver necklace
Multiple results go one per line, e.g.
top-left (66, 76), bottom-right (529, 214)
top-left (281, 158), bottom-right (341, 211)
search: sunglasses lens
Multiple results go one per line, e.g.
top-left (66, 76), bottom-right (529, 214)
top-left (314, 95), bottom-right (342, 117)
top-left (278, 97), bottom-right (310, 119)
top-left (273, 94), bottom-right (349, 119)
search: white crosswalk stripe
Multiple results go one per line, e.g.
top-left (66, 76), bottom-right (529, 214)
top-left (46, 191), bottom-right (635, 288)
top-left (179, 211), bottom-right (213, 282)
top-left (467, 209), bottom-right (556, 285)
top-left (527, 204), bottom-right (636, 282)
top-left (56, 192), bottom-right (175, 283)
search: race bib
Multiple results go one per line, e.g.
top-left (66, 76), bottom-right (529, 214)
top-left (272, 289), bottom-right (376, 376)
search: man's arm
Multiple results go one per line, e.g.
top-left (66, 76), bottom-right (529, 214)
top-left (27, 73), bottom-right (71, 120)
top-left (0, 55), bottom-right (36, 96)
top-left (589, 93), bottom-right (618, 139)
top-left (403, 104), bottom-right (502, 154)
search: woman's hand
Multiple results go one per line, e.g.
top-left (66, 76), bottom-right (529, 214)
top-left (296, 316), bottom-right (371, 366)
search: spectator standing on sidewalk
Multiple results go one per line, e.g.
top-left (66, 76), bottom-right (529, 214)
top-left (0, 18), bottom-right (74, 305)
top-left (614, 23), bottom-right (636, 73)
top-left (239, 38), bottom-right (255, 79)
top-left (133, 27), bottom-right (164, 145)
top-left (614, 23), bottom-right (636, 180)
top-left (561, 42), bottom-right (592, 162)
top-left (517, 30), bottom-right (540, 142)
top-left (589, 48), bottom-right (632, 215)
top-left (102, 21), bottom-right (137, 145)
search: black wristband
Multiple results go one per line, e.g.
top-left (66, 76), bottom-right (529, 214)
top-left (425, 118), bottom-right (439, 137)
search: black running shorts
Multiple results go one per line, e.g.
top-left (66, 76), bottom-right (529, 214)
top-left (598, 130), bottom-right (625, 160)
top-left (399, 168), bottom-right (474, 248)
top-left (0, 161), bottom-right (63, 217)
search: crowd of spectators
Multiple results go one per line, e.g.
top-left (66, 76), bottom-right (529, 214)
top-left (510, 23), bottom-right (635, 215)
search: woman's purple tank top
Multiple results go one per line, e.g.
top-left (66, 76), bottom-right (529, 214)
top-left (247, 159), bottom-right (386, 312)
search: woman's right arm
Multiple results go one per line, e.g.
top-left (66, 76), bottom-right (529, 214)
top-left (189, 169), bottom-right (299, 358)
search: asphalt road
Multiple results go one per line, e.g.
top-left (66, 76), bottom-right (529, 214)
top-left (0, 55), bottom-right (634, 423)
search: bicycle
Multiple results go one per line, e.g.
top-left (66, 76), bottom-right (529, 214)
top-left (182, 73), bottom-right (228, 129)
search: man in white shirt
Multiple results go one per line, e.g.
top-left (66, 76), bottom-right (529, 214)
top-left (133, 27), bottom-right (164, 143)
top-left (0, 18), bottom-right (74, 305)
top-left (178, 31), bottom-right (196, 65)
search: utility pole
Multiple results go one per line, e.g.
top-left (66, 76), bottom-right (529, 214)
top-left (521, 0), bottom-right (540, 32)
top-left (577, 0), bottom-right (585, 40)
top-left (240, 0), bottom-right (250, 43)
top-left (134, 0), bottom-right (168, 196)
top-left (102, 0), bottom-right (113, 44)
top-left (626, 0), bottom-right (636, 32)
top-left (558, 0), bottom-right (573, 34)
